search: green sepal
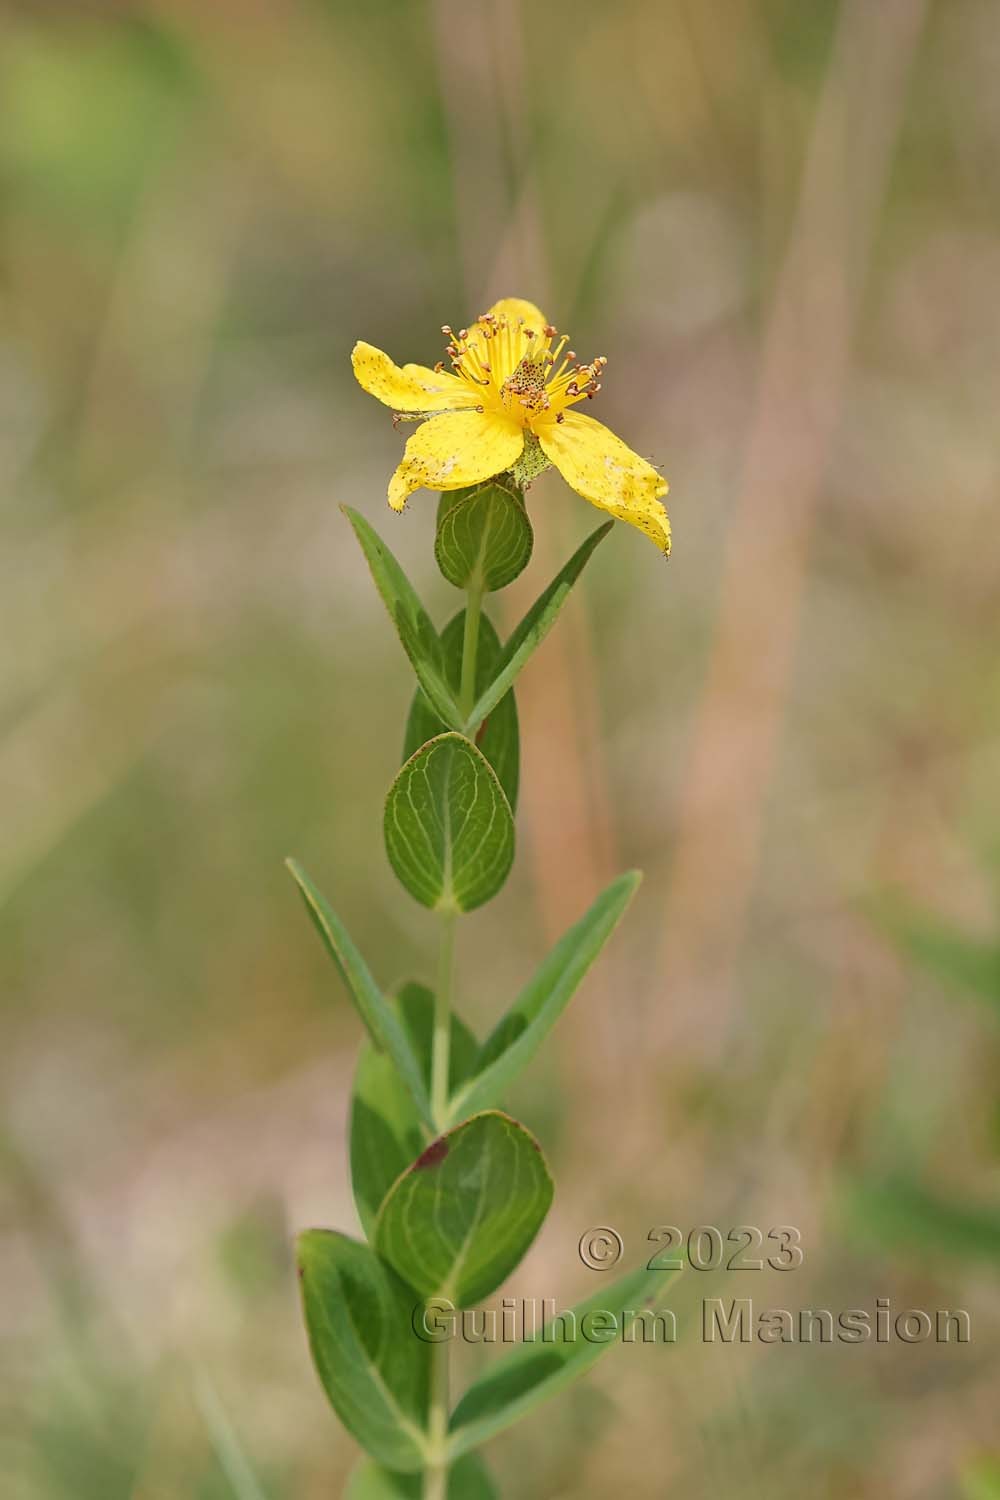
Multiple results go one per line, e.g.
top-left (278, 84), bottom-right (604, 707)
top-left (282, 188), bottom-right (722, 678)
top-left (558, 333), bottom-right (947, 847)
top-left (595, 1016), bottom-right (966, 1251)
top-left (465, 521), bottom-right (613, 735)
top-left (435, 479), bottom-right (533, 593)
top-left (296, 1230), bottom-right (431, 1472)
top-left (351, 982), bottom-right (479, 1237)
top-left (343, 506), bottom-right (463, 730)
top-left (285, 859), bottom-right (433, 1130)
top-left (404, 610), bottom-right (519, 810)
top-left (447, 1261), bottom-right (682, 1458)
top-left (511, 433), bottom-right (550, 488)
top-left (384, 733), bottom-right (515, 912)
top-left (448, 872), bottom-right (641, 1123)
top-left (373, 1110), bottom-right (553, 1308)
top-left (346, 1454), bottom-right (497, 1499)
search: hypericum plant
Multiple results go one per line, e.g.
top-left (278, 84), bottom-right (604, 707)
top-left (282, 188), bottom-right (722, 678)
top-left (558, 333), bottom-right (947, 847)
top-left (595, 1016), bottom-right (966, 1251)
top-left (287, 297), bottom-right (676, 1499)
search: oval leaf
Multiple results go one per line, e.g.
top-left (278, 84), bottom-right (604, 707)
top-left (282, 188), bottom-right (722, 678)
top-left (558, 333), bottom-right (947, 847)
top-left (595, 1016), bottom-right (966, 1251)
top-left (404, 610), bottom-right (519, 810)
top-left (351, 982), bottom-right (479, 1236)
top-left (346, 1454), bottom-right (497, 1499)
top-left (384, 734), bottom-right (514, 912)
top-left (296, 1230), bottom-right (430, 1471)
top-left (374, 1111), bottom-right (553, 1308)
top-left (435, 480), bottom-right (533, 593)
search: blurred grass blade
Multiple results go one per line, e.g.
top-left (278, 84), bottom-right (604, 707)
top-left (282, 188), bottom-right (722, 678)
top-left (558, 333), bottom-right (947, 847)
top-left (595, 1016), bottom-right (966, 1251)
top-left (448, 1261), bottom-right (681, 1457)
top-left (286, 859), bottom-right (432, 1129)
top-left (873, 897), bottom-right (1000, 1013)
top-left (374, 1111), bottom-right (552, 1307)
top-left (344, 506), bottom-right (463, 729)
top-left (845, 1173), bottom-right (1000, 1262)
top-left (464, 522), bottom-right (613, 734)
top-left (448, 872), bottom-right (641, 1121)
top-left (962, 1458), bottom-right (1000, 1500)
top-left (194, 1374), bottom-right (269, 1500)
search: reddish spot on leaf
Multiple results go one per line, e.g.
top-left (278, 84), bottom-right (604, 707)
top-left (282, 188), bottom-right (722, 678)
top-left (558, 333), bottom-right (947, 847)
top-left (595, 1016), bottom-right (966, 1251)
top-left (414, 1137), bottom-right (449, 1170)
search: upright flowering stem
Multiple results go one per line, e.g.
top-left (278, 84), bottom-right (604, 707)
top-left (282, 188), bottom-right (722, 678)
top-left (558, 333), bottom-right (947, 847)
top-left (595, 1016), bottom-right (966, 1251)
top-left (291, 300), bottom-right (671, 1499)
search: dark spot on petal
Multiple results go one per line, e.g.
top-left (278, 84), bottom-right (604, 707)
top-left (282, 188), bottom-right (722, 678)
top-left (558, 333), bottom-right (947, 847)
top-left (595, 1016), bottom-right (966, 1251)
top-left (414, 1137), bottom-right (449, 1170)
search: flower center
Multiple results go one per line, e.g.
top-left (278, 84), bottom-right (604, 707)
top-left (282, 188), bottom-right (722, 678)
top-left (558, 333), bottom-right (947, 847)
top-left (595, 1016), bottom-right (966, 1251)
top-left (436, 315), bottom-right (607, 428)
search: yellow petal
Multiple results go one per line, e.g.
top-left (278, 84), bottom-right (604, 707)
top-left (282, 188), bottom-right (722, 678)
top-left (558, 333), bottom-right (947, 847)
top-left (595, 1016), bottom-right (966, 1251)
top-left (537, 410), bottom-right (671, 554)
top-left (387, 410), bottom-right (524, 512)
top-left (480, 297), bottom-right (549, 331)
top-left (467, 298), bottom-right (550, 384)
top-left (352, 341), bottom-right (479, 412)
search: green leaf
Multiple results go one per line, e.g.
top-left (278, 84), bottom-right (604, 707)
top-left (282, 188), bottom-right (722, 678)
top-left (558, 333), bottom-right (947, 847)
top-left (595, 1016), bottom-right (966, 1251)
top-left (374, 1111), bottom-right (553, 1307)
top-left (344, 506), bottom-right (463, 730)
top-left (346, 1454), bottom-right (497, 1499)
top-left (449, 872), bottom-right (641, 1122)
top-left (404, 610), bottom-right (519, 810)
top-left (384, 733), bottom-right (515, 912)
top-left (351, 982), bottom-right (479, 1237)
top-left (448, 1261), bottom-right (681, 1458)
top-left (296, 1230), bottom-right (430, 1472)
top-left (285, 859), bottom-right (432, 1130)
top-left (435, 480), bottom-right (533, 592)
top-left (464, 522), bottom-right (612, 735)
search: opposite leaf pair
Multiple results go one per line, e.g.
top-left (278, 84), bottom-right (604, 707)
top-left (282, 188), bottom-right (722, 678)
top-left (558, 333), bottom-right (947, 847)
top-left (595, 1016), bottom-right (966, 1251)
top-left (286, 862), bottom-right (641, 1134)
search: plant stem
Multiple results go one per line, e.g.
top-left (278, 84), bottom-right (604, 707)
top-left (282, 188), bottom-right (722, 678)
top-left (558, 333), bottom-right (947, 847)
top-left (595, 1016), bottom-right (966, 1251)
top-left (424, 1337), bottom-right (450, 1500)
top-left (425, 576), bottom-right (481, 1494)
top-left (431, 909), bottom-right (456, 1132)
top-left (459, 577), bottom-right (484, 719)
top-left (427, 913), bottom-right (455, 1497)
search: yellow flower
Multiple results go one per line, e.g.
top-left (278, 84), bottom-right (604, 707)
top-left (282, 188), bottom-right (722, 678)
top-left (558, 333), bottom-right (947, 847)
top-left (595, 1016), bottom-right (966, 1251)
top-left (352, 297), bottom-right (671, 554)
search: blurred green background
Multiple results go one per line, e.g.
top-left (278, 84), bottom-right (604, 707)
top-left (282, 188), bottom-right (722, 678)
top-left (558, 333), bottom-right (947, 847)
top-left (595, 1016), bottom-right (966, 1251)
top-left (3, 1), bottom-right (1000, 1496)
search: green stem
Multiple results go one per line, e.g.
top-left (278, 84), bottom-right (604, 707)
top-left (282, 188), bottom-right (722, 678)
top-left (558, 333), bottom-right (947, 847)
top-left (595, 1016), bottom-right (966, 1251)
top-left (459, 577), bottom-right (484, 719)
top-left (423, 1337), bottom-right (450, 1500)
top-left (431, 910), bottom-right (457, 1132)
top-left (427, 911), bottom-right (455, 1497)
top-left (424, 576), bottom-right (482, 1493)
